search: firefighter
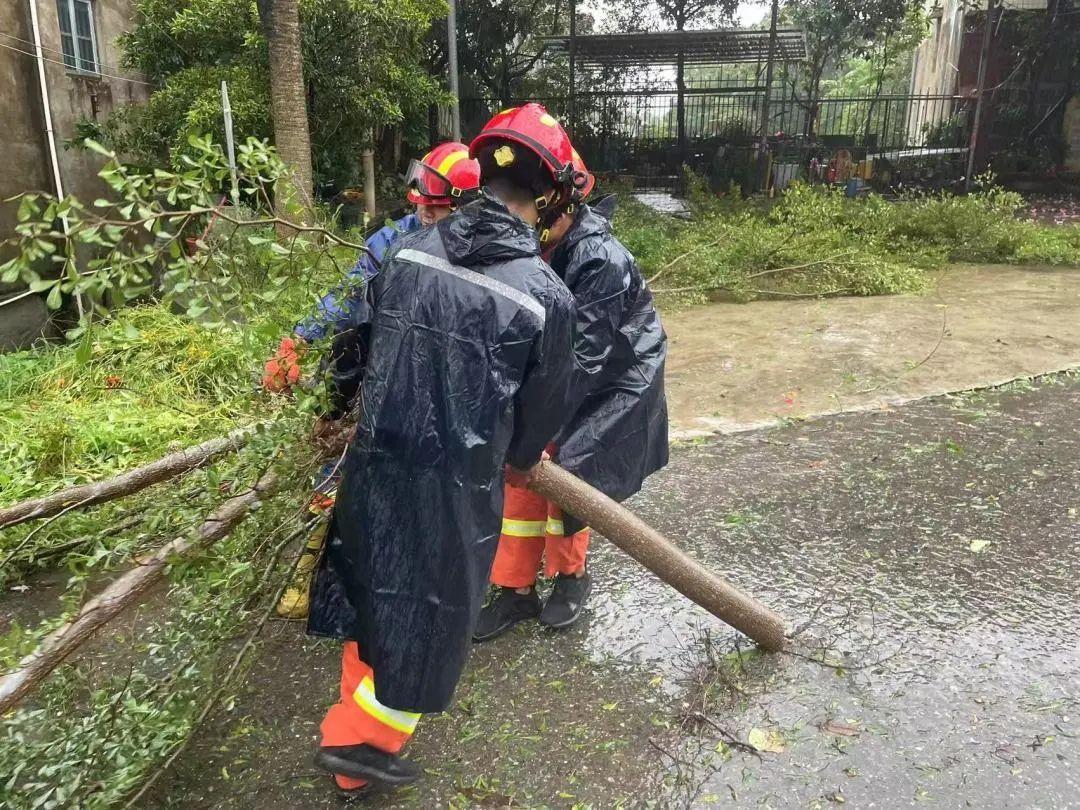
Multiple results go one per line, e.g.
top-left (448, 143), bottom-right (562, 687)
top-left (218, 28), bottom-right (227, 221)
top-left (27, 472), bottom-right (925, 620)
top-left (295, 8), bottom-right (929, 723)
top-left (306, 107), bottom-right (585, 793)
top-left (260, 143), bottom-right (481, 619)
top-left (473, 109), bottom-right (669, 641)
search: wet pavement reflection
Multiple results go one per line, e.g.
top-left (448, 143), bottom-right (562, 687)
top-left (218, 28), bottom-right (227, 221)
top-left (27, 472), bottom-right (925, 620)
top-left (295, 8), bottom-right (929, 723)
top-left (582, 376), bottom-right (1079, 807)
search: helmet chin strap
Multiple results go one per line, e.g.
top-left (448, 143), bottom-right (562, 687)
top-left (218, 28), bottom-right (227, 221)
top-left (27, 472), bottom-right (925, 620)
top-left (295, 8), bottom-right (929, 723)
top-left (536, 194), bottom-right (577, 245)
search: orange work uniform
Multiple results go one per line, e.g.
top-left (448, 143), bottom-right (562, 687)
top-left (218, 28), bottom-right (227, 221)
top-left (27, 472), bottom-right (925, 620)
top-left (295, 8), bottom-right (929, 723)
top-left (490, 482), bottom-right (589, 588)
top-left (319, 642), bottom-right (421, 790)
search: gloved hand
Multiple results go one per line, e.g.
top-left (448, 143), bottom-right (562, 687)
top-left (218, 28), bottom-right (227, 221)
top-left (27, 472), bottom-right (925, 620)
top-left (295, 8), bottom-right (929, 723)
top-left (262, 336), bottom-right (305, 393)
top-left (504, 449), bottom-right (550, 489)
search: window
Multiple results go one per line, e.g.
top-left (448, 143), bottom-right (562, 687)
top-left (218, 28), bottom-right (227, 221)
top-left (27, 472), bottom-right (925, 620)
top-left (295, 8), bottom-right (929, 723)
top-left (56, 0), bottom-right (99, 75)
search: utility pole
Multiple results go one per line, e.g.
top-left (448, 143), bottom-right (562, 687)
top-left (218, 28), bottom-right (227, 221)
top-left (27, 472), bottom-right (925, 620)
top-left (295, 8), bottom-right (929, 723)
top-left (221, 81), bottom-right (240, 207)
top-left (757, 0), bottom-right (780, 193)
top-left (362, 132), bottom-right (377, 221)
top-left (966, 0), bottom-right (1000, 191)
top-left (568, 0), bottom-right (577, 135)
top-left (447, 0), bottom-right (461, 141)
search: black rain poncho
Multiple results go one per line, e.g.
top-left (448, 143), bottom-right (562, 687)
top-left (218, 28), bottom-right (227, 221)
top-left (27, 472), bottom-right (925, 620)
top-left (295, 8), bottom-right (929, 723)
top-left (307, 194), bottom-right (576, 713)
top-left (547, 196), bottom-right (668, 530)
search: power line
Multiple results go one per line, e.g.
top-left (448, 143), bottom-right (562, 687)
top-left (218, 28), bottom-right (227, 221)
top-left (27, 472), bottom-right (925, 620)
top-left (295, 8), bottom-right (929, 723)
top-left (0, 30), bottom-right (138, 76)
top-left (0, 39), bottom-right (154, 87)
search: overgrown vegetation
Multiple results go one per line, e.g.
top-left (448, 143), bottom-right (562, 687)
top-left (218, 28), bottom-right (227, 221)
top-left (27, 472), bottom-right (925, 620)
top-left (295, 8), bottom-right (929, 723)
top-left (0, 141), bottom-right (346, 807)
top-left (616, 175), bottom-right (1080, 304)
top-left (86, 0), bottom-right (447, 191)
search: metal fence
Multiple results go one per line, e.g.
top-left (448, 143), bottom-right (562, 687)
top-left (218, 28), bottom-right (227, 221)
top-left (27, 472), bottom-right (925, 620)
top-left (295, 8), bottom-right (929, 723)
top-left (458, 92), bottom-right (972, 191)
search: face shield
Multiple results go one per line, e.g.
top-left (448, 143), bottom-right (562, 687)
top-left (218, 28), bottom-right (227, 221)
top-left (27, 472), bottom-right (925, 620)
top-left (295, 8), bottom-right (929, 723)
top-left (405, 159), bottom-right (456, 204)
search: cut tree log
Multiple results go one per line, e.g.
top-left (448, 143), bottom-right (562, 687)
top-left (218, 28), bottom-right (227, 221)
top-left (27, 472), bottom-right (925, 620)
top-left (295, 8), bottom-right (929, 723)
top-left (529, 460), bottom-right (788, 651)
top-left (0, 472), bottom-right (276, 715)
top-left (0, 427), bottom-right (255, 531)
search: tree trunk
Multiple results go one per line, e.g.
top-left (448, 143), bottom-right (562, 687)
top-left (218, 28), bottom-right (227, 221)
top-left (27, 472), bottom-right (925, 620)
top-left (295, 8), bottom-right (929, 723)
top-left (0, 428), bottom-right (254, 532)
top-left (529, 461), bottom-right (788, 651)
top-left (0, 473), bottom-right (276, 715)
top-left (257, 0), bottom-right (315, 223)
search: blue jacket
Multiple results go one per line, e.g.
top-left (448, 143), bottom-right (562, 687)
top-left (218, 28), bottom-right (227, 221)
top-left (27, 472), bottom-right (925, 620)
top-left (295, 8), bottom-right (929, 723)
top-left (294, 213), bottom-right (421, 342)
top-left (307, 195), bottom-right (577, 712)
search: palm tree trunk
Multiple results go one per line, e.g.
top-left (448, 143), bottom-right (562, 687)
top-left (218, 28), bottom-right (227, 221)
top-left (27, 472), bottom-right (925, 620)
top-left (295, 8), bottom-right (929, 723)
top-left (257, 0), bottom-right (314, 223)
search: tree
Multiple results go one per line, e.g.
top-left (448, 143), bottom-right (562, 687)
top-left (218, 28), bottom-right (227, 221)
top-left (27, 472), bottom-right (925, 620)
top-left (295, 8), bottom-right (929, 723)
top-left (98, 0), bottom-right (447, 192)
top-left (782, 0), bottom-right (917, 135)
top-left (654, 0), bottom-right (737, 30)
top-left (257, 0), bottom-right (315, 219)
top-left (454, 0), bottom-right (561, 105)
top-left (654, 0), bottom-right (739, 159)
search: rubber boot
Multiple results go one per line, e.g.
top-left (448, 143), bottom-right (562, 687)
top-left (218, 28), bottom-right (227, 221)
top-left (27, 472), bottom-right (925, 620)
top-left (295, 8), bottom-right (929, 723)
top-left (276, 521), bottom-right (328, 619)
top-left (315, 744), bottom-right (422, 787)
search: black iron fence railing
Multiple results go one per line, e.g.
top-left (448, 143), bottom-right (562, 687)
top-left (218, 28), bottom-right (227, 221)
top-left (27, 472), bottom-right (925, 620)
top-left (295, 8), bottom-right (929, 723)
top-left (457, 93), bottom-right (973, 191)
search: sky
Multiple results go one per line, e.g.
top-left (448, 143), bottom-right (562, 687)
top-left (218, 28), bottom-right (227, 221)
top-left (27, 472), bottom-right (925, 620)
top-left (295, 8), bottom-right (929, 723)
top-left (735, 1), bottom-right (771, 26)
top-left (580, 1), bottom-right (773, 30)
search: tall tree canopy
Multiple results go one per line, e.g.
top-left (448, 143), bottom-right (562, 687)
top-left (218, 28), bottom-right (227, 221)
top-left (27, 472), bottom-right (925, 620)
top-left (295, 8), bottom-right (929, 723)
top-left (450, 0), bottom-right (569, 104)
top-left (100, 0), bottom-right (447, 191)
top-left (782, 0), bottom-right (917, 114)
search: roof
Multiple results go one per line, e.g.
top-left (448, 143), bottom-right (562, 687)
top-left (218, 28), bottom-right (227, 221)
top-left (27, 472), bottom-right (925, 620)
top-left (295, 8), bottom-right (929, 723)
top-left (542, 28), bottom-right (807, 68)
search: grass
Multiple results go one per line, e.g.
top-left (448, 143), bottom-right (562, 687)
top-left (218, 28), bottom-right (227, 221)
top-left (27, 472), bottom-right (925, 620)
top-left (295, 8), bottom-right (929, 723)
top-left (0, 298), bottom-right (328, 808)
top-left (613, 176), bottom-right (1080, 304)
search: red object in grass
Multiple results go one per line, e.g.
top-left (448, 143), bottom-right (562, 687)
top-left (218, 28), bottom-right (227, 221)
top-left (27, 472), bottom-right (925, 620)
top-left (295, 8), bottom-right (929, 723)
top-left (262, 337), bottom-right (303, 392)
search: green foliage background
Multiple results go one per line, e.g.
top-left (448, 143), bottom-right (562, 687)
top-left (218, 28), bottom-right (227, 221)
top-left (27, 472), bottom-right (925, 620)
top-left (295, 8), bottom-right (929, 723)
top-left (92, 0), bottom-right (448, 190)
top-left (616, 175), bottom-right (1080, 304)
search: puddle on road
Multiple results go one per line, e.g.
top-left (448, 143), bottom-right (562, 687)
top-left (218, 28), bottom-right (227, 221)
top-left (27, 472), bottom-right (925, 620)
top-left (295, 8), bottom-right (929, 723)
top-left (633, 192), bottom-right (691, 218)
top-left (576, 377), bottom-right (1080, 807)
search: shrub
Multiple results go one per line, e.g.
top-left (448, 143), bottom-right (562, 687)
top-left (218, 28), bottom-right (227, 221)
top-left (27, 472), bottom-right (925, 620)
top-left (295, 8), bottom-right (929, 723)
top-left (614, 177), bottom-right (1080, 304)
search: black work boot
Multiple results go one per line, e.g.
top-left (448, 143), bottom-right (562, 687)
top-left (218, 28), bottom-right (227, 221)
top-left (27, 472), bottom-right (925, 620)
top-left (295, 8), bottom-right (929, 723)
top-left (540, 571), bottom-right (592, 629)
top-left (314, 744), bottom-right (422, 787)
top-left (473, 586), bottom-right (541, 642)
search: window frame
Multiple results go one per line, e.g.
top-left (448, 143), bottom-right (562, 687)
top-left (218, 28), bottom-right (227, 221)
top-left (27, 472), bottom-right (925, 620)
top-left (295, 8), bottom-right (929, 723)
top-left (56, 0), bottom-right (100, 77)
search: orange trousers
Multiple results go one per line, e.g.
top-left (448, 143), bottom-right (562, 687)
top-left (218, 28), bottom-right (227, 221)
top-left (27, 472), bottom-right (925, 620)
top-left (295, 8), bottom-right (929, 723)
top-left (490, 483), bottom-right (590, 588)
top-left (320, 641), bottom-right (421, 790)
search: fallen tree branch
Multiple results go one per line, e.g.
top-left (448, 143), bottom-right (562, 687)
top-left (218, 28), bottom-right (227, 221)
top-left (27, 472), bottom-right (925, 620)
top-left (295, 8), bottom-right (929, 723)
top-left (646, 238), bottom-right (724, 286)
top-left (0, 472), bottom-right (277, 715)
top-left (751, 287), bottom-right (852, 299)
top-left (0, 427), bottom-right (256, 531)
top-left (123, 517), bottom-right (300, 808)
top-left (0, 495), bottom-right (98, 571)
top-left (744, 251), bottom-right (858, 280)
top-left (529, 461), bottom-right (787, 651)
top-left (654, 252), bottom-right (862, 295)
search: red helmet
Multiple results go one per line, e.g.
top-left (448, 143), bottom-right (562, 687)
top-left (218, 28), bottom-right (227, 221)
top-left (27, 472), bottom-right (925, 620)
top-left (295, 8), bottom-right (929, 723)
top-left (571, 148), bottom-right (595, 201)
top-left (470, 104), bottom-right (591, 202)
top-left (405, 142), bottom-right (481, 207)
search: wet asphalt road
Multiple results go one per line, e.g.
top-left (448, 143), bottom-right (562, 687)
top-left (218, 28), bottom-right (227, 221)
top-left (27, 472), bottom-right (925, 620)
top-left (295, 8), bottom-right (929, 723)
top-left (593, 372), bottom-right (1080, 808)
top-left (156, 374), bottom-right (1080, 808)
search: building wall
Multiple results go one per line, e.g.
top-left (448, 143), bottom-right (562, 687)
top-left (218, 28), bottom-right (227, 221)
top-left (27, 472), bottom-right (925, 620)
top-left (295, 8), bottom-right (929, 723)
top-left (907, 0), bottom-right (1049, 143)
top-left (0, 0), bottom-right (148, 349)
top-left (0, 1), bottom-right (53, 349)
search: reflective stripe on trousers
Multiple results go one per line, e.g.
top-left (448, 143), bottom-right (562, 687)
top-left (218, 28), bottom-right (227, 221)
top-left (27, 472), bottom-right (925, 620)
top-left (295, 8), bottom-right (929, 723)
top-left (320, 641), bottom-right (421, 790)
top-left (491, 482), bottom-right (590, 588)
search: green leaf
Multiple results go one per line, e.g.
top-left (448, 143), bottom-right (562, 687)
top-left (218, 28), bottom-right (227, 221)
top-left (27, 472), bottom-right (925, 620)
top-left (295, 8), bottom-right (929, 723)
top-left (747, 727), bottom-right (786, 753)
top-left (1, 259), bottom-right (22, 284)
top-left (45, 283), bottom-right (63, 310)
top-left (74, 330), bottom-right (93, 365)
top-left (29, 278), bottom-right (56, 293)
top-left (82, 139), bottom-right (113, 157)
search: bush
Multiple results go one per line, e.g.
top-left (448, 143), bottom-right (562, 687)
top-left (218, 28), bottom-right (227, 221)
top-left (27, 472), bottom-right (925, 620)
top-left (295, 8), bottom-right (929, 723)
top-left (614, 177), bottom-right (1080, 304)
